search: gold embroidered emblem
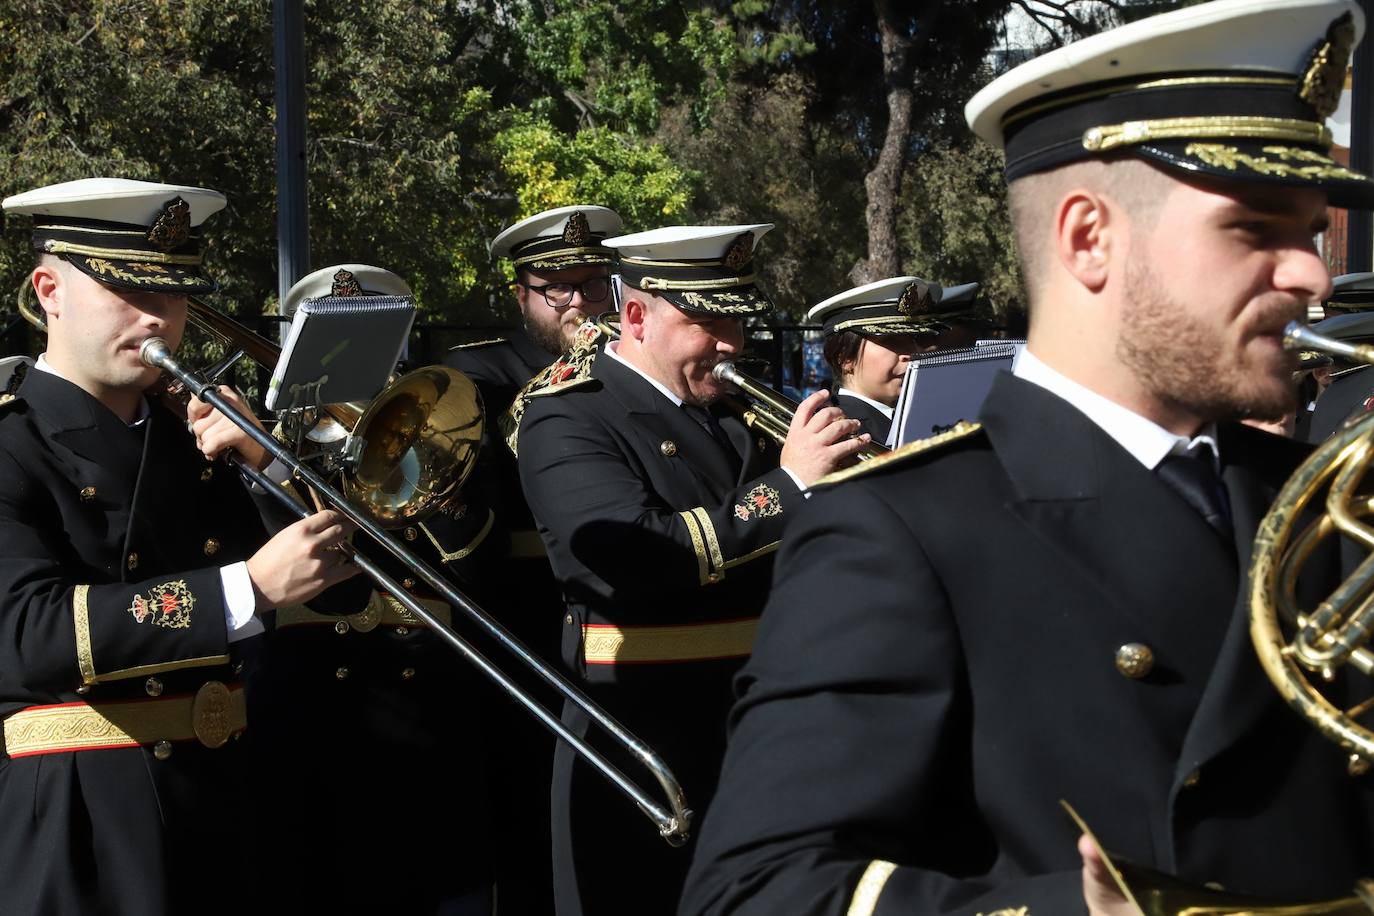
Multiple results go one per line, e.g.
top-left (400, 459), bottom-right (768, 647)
top-left (192, 680), bottom-right (234, 748)
top-left (562, 210), bottom-right (591, 245)
top-left (723, 232), bottom-right (754, 272)
top-left (128, 580), bottom-right (194, 629)
top-left (502, 319), bottom-right (605, 455)
top-left (734, 484), bottom-right (783, 521)
top-left (1186, 142), bottom-right (1364, 182)
top-left (1299, 12), bottom-right (1356, 119)
top-left (331, 268), bottom-right (364, 297)
top-left (146, 197), bottom-right (191, 251)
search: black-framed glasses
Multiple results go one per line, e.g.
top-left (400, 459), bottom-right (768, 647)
top-left (523, 276), bottom-right (612, 308)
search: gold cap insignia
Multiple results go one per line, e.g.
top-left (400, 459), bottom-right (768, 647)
top-left (897, 280), bottom-right (936, 317)
top-left (563, 210), bottom-right (591, 246)
top-left (1300, 12), bottom-right (1356, 121)
top-left (331, 268), bottom-right (364, 297)
top-left (146, 197), bottom-right (191, 251)
top-left (723, 232), bottom-right (754, 272)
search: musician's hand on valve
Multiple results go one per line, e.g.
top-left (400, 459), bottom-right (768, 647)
top-left (245, 510), bottom-right (359, 611)
top-left (779, 389), bottom-right (871, 487)
top-left (1080, 835), bottom-right (1135, 916)
top-left (188, 385), bottom-right (270, 469)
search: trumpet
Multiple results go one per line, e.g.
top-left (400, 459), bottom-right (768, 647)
top-left (711, 360), bottom-right (888, 461)
top-left (137, 313), bottom-right (693, 844)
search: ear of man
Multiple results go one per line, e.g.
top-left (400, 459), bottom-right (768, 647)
top-left (31, 254), bottom-right (67, 322)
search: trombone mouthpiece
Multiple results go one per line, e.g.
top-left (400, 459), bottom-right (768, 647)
top-left (711, 361), bottom-right (736, 383)
top-left (139, 337), bottom-right (172, 369)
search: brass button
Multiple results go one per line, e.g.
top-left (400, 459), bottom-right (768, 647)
top-left (144, 677), bottom-right (164, 697)
top-left (757, 437), bottom-right (767, 452)
top-left (451, 502), bottom-right (467, 520)
top-left (1114, 642), bottom-right (1154, 679)
top-left (79, 486), bottom-right (97, 502)
top-left (401, 667), bottom-right (416, 680)
top-left (1183, 769), bottom-right (1201, 788)
top-left (394, 626), bottom-right (410, 636)
top-left (404, 527), bottom-right (418, 541)
top-left (402, 578), bottom-right (416, 590)
top-left (202, 538), bottom-right (220, 557)
top-left (200, 467), bottom-right (214, 482)
top-left (1349, 754), bottom-right (1371, 777)
top-left (126, 551), bottom-right (139, 571)
top-left (153, 740), bottom-right (173, 761)
top-left (232, 661), bottom-right (244, 676)
top-left (660, 440), bottom-right (677, 457)
top-left (75, 684), bottom-right (91, 695)
top-left (334, 620), bottom-right (350, 635)
top-left (335, 667), bottom-right (350, 680)
top-left (565, 614), bottom-right (574, 625)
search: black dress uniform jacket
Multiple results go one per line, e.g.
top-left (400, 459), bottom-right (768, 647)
top-left (446, 327), bottom-right (564, 914)
top-left (246, 501), bottom-right (503, 912)
top-left (1307, 365), bottom-right (1374, 443)
top-left (681, 372), bottom-right (1374, 916)
top-left (834, 391), bottom-right (893, 444)
top-left (518, 346), bottom-right (795, 916)
top-left (0, 368), bottom-right (270, 916)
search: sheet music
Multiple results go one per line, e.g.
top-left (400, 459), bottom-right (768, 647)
top-left (888, 342), bottom-right (1023, 448)
top-left (265, 295), bottom-right (416, 411)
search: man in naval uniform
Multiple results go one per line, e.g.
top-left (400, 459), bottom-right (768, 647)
top-left (1305, 274), bottom-right (1374, 441)
top-left (246, 264), bottom-right (502, 914)
top-left (682, 2), bottom-right (1374, 914)
top-left (513, 223), bottom-right (871, 915)
top-left (446, 206), bottom-right (623, 913)
top-left (0, 178), bottom-right (356, 915)
top-left (809, 277), bottom-right (982, 442)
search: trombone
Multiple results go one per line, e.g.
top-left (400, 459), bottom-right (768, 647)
top-left (137, 311), bottom-right (693, 845)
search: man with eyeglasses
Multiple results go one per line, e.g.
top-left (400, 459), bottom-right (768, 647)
top-left (444, 205), bottom-right (622, 914)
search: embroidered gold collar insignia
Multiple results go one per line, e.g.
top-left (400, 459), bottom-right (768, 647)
top-left (723, 232), bottom-right (754, 272)
top-left (563, 210), bottom-right (591, 246)
top-left (331, 268), bottom-right (364, 297)
top-left (1300, 12), bottom-right (1356, 120)
top-left (146, 197), bottom-right (191, 251)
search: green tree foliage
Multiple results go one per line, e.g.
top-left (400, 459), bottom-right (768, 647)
top-left (0, 0), bottom-right (1149, 351)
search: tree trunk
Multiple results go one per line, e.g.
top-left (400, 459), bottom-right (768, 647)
top-left (849, 0), bottom-right (916, 286)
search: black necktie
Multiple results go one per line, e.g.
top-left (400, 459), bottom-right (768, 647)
top-left (1156, 443), bottom-right (1234, 546)
top-left (683, 404), bottom-right (742, 475)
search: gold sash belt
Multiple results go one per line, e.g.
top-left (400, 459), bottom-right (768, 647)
top-left (582, 617), bottom-right (760, 665)
top-left (275, 593), bottom-right (451, 633)
top-left (3, 681), bottom-right (245, 758)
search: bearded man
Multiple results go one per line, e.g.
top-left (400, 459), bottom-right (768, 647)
top-left (681, 1), bottom-right (1374, 914)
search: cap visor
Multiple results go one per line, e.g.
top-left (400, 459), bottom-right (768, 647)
top-left (67, 254), bottom-right (217, 294)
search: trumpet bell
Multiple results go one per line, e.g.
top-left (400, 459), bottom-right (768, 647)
top-left (346, 366), bottom-right (484, 528)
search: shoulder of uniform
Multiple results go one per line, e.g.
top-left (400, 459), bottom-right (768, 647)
top-left (811, 420), bottom-right (984, 490)
top-left (448, 337), bottom-right (508, 352)
top-left (501, 328), bottom-right (606, 455)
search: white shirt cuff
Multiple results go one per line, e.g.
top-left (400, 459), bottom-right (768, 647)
top-left (779, 466), bottom-right (810, 497)
top-left (220, 562), bottom-right (264, 642)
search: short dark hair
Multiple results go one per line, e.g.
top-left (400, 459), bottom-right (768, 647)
top-left (823, 330), bottom-right (864, 384)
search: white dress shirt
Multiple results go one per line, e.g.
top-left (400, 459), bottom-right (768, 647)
top-left (34, 355), bottom-right (262, 641)
top-left (1012, 348), bottom-right (1220, 470)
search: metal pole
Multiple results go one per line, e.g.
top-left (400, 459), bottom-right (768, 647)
top-left (1347, 0), bottom-right (1373, 272)
top-left (273, 0), bottom-right (310, 308)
